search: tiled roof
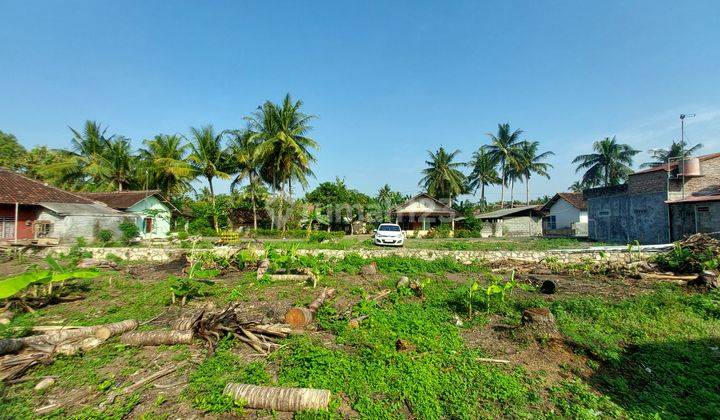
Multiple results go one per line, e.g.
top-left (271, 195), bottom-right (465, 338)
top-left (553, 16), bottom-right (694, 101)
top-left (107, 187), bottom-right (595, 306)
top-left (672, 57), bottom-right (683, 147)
top-left (78, 190), bottom-right (162, 210)
top-left (0, 168), bottom-right (94, 205)
top-left (632, 152), bottom-right (720, 175)
top-left (389, 193), bottom-right (457, 215)
top-left (542, 192), bottom-right (587, 211)
top-left (666, 194), bottom-right (720, 204)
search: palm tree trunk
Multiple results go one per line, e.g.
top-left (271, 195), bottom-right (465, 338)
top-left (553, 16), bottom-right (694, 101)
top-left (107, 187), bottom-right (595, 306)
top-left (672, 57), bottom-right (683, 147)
top-left (208, 176), bottom-right (218, 232)
top-left (525, 175), bottom-right (530, 205)
top-left (509, 178), bottom-right (514, 208)
top-left (480, 183), bottom-right (485, 203)
top-left (500, 168), bottom-right (506, 209)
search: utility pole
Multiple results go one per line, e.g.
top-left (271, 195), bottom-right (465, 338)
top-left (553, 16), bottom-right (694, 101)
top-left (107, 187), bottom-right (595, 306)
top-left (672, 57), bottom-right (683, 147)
top-left (679, 113), bottom-right (696, 198)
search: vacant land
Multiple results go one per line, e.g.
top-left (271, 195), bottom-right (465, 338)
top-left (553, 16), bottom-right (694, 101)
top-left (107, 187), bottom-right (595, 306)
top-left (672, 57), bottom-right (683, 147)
top-left (1, 250), bottom-right (719, 418)
top-left (265, 236), bottom-right (601, 251)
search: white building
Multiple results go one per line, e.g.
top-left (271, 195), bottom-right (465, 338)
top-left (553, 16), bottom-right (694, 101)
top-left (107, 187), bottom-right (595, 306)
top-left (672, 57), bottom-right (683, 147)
top-left (540, 192), bottom-right (588, 237)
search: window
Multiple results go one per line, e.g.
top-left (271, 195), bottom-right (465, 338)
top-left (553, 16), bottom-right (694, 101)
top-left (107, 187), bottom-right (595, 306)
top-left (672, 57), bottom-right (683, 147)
top-left (0, 217), bottom-right (14, 239)
top-left (378, 224), bottom-right (401, 232)
top-left (598, 209), bottom-right (611, 217)
top-left (34, 221), bottom-right (52, 238)
top-left (144, 217), bottom-right (153, 233)
top-left (697, 206), bottom-right (710, 212)
top-left (544, 216), bottom-right (557, 230)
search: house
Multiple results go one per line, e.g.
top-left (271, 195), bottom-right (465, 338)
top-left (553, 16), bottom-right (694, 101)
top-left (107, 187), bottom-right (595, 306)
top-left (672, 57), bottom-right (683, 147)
top-left (79, 190), bottom-right (178, 239)
top-left (389, 193), bottom-right (457, 237)
top-left (475, 205), bottom-right (544, 237)
top-left (540, 192), bottom-right (588, 237)
top-left (0, 168), bottom-right (129, 243)
top-left (586, 152), bottom-right (720, 244)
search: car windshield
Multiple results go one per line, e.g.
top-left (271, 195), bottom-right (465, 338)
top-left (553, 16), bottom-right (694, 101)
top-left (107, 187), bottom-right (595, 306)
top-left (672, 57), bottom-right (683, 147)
top-left (378, 225), bottom-right (401, 232)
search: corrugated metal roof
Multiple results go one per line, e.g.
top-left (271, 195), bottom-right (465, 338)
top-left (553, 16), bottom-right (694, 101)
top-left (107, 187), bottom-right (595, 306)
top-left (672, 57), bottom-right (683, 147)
top-left (39, 202), bottom-right (128, 216)
top-left (666, 194), bottom-right (720, 204)
top-left (476, 205), bottom-right (543, 219)
top-left (78, 190), bottom-right (161, 209)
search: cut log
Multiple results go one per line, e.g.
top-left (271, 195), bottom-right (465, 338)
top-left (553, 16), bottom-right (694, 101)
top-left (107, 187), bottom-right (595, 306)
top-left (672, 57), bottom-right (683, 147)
top-left (120, 330), bottom-right (194, 346)
top-left (284, 288), bottom-right (336, 327)
top-left (93, 320), bottom-right (140, 340)
top-left (267, 274), bottom-right (315, 282)
top-left (0, 339), bottom-right (25, 356)
top-left (247, 324), bottom-right (292, 338)
top-left (171, 311), bottom-right (203, 332)
top-left (223, 383), bottom-right (331, 412)
top-left (54, 337), bottom-right (105, 356)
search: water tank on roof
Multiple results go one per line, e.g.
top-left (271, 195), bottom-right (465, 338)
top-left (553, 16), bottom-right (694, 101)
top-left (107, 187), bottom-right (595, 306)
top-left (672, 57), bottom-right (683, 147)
top-left (678, 157), bottom-right (702, 176)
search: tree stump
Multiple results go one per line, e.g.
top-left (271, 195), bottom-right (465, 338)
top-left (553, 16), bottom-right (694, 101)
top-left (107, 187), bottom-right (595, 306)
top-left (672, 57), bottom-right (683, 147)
top-left (284, 288), bottom-right (336, 327)
top-left (521, 308), bottom-right (559, 338)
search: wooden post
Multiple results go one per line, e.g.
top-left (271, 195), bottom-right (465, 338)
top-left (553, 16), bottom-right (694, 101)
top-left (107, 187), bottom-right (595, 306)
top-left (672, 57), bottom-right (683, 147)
top-left (14, 202), bottom-right (18, 244)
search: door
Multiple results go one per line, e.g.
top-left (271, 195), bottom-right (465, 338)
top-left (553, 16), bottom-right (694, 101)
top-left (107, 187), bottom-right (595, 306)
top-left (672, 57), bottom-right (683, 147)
top-left (695, 205), bottom-right (714, 233)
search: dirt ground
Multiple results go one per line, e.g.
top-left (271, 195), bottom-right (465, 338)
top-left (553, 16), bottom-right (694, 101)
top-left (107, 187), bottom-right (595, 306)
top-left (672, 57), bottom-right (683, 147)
top-left (0, 256), bottom-right (688, 418)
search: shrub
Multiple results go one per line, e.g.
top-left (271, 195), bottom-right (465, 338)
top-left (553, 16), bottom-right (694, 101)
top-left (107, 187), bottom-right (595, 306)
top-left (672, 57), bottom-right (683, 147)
top-left (425, 224), bottom-right (452, 239)
top-left (118, 221), bottom-right (140, 244)
top-left (96, 229), bottom-right (113, 243)
top-left (308, 231), bottom-right (342, 243)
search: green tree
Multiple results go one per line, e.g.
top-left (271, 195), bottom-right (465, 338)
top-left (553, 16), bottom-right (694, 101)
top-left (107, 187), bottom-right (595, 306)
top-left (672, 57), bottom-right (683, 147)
top-left (573, 136), bottom-right (639, 187)
top-left (641, 140), bottom-right (703, 168)
top-left (569, 180), bottom-right (596, 193)
top-left (485, 123), bottom-right (524, 208)
top-left (228, 130), bottom-right (264, 230)
top-left (103, 136), bottom-right (135, 191)
top-left (247, 94), bottom-right (318, 197)
top-left (517, 141), bottom-right (554, 205)
top-left (0, 130), bottom-right (26, 170)
top-left (374, 184), bottom-right (406, 223)
top-left (305, 178), bottom-right (370, 231)
top-left (466, 147), bottom-right (500, 204)
top-left (185, 125), bottom-right (232, 232)
top-left (19, 146), bottom-right (64, 179)
top-left (139, 134), bottom-right (193, 200)
top-left (419, 147), bottom-right (466, 206)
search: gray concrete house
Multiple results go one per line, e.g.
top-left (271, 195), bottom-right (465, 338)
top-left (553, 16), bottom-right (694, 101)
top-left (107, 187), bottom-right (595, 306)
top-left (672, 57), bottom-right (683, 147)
top-left (475, 205), bottom-right (544, 237)
top-left (585, 152), bottom-right (720, 244)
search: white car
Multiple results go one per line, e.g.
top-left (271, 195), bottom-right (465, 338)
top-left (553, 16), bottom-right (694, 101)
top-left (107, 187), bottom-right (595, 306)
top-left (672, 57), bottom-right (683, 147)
top-left (373, 223), bottom-right (405, 247)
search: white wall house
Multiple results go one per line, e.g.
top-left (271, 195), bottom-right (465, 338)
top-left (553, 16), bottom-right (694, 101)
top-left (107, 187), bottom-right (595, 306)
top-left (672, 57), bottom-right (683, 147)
top-left (389, 193), bottom-right (457, 237)
top-left (541, 192), bottom-right (588, 237)
top-left (80, 190), bottom-right (178, 239)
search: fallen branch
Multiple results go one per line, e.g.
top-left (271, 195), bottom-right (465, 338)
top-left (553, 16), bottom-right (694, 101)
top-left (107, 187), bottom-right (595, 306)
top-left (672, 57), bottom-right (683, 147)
top-left (100, 363), bottom-right (183, 409)
top-left (120, 330), bottom-right (194, 346)
top-left (284, 288), bottom-right (336, 328)
top-left (223, 383), bottom-right (331, 412)
top-left (477, 357), bottom-right (511, 364)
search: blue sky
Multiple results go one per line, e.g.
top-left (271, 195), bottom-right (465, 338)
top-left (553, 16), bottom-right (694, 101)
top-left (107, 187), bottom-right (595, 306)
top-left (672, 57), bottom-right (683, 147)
top-left (1, 0), bottom-right (719, 201)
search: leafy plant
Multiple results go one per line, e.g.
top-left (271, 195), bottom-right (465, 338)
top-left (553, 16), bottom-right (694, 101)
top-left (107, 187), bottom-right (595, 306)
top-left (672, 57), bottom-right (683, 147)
top-left (118, 220), bottom-right (140, 245)
top-left (168, 275), bottom-right (214, 306)
top-left (97, 229), bottom-right (114, 244)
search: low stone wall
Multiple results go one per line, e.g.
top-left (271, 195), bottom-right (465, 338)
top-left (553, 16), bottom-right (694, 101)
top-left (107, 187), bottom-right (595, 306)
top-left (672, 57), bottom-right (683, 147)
top-left (38, 245), bottom-right (660, 265)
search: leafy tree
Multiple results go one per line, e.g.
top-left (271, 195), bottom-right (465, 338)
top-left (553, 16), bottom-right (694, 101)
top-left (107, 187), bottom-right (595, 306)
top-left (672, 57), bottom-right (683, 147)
top-left (573, 136), bottom-right (639, 187)
top-left (419, 147), bottom-right (466, 205)
top-left (305, 178), bottom-right (370, 230)
top-left (466, 147), bottom-right (500, 204)
top-left (247, 94), bottom-right (318, 197)
top-left (19, 146), bottom-right (65, 179)
top-left (485, 123), bottom-right (524, 208)
top-left (373, 184), bottom-right (407, 223)
top-left (139, 134), bottom-right (193, 200)
top-left (569, 180), bottom-right (596, 193)
top-left (517, 140), bottom-right (554, 205)
top-left (228, 130), bottom-right (264, 230)
top-left (641, 140), bottom-right (703, 168)
top-left (0, 130), bottom-right (26, 170)
top-left (103, 136), bottom-right (135, 191)
top-left (185, 125), bottom-right (232, 232)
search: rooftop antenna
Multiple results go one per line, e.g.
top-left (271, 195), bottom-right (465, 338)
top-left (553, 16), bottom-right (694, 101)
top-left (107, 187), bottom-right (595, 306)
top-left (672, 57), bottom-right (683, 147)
top-left (679, 113), bottom-right (696, 198)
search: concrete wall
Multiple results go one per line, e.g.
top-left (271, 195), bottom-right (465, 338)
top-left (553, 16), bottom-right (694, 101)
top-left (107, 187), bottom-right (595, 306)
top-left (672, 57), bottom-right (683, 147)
top-left (501, 216), bottom-right (542, 236)
top-left (36, 209), bottom-right (129, 243)
top-left (126, 196), bottom-right (172, 239)
top-left (39, 244), bottom-right (658, 266)
top-left (669, 201), bottom-right (720, 240)
top-left (587, 190), bottom-right (670, 244)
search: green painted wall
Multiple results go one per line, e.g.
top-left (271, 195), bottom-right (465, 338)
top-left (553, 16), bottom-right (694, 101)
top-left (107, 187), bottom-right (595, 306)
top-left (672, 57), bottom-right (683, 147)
top-left (126, 196), bottom-right (172, 239)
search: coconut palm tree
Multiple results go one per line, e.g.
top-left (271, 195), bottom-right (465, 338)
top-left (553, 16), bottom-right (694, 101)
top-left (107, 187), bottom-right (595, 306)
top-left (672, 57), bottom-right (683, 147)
top-left (640, 140), bottom-right (703, 168)
top-left (419, 147), bottom-right (466, 206)
top-left (485, 123), bottom-right (524, 208)
top-left (466, 147), bottom-right (500, 204)
top-left (517, 141), bottom-right (554, 205)
top-left (139, 134), bottom-right (193, 200)
top-left (569, 180), bottom-right (596, 193)
top-left (572, 136), bottom-right (639, 187)
top-left (185, 125), bottom-right (231, 232)
top-left (246, 94), bottom-right (318, 198)
top-left (300, 205), bottom-right (331, 238)
top-left (43, 120), bottom-right (114, 189)
top-left (228, 129), bottom-right (264, 230)
top-left (102, 136), bottom-right (135, 191)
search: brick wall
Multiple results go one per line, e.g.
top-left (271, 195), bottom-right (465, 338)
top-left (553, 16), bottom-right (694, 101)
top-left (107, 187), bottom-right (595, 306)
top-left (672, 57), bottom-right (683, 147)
top-left (669, 156), bottom-right (720, 199)
top-left (628, 171), bottom-right (667, 194)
